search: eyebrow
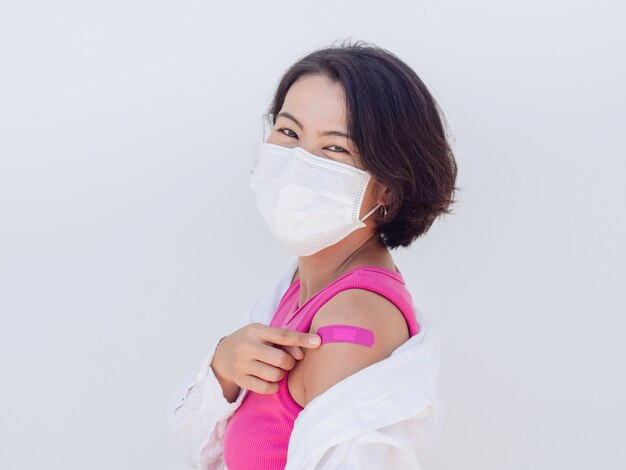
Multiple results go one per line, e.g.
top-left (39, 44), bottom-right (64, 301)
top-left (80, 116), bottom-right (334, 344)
top-left (277, 111), bottom-right (352, 140)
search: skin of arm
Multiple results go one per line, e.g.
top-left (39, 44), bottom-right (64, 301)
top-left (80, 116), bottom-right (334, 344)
top-left (299, 288), bottom-right (411, 407)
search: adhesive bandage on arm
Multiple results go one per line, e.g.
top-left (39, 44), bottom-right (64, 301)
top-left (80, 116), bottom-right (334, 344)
top-left (315, 324), bottom-right (375, 347)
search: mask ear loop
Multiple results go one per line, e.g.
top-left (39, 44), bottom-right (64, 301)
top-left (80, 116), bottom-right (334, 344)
top-left (360, 203), bottom-right (382, 222)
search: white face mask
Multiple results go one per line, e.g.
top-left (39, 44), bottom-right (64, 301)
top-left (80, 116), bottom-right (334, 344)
top-left (250, 142), bottom-right (381, 257)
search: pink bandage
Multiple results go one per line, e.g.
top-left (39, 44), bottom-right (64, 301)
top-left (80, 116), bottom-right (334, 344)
top-left (316, 324), bottom-right (375, 347)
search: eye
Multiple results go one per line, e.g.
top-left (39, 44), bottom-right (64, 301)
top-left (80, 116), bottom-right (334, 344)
top-left (277, 127), bottom-right (298, 138)
top-left (326, 145), bottom-right (348, 153)
top-left (276, 127), bottom-right (351, 155)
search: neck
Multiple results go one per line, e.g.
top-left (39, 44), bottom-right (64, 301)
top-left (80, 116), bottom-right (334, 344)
top-left (294, 234), bottom-right (391, 308)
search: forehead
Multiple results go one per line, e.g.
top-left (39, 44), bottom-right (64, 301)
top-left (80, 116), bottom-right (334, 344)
top-left (280, 74), bottom-right (348, 130)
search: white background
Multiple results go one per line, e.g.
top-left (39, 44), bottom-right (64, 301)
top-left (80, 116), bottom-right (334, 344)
top-left (0, 1), bottom-right (624, 469)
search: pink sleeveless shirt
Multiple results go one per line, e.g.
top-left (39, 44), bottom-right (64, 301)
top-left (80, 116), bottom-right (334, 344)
top-left (222, 265), bottom-right (421, 469)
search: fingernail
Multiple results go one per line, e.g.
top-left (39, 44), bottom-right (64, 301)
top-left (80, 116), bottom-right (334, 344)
top-left (309, 335), bottom-right (321, 345)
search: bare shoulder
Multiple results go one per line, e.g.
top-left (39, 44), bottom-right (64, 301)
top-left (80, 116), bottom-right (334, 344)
top-left (299, 287), bottom-right (410, 407)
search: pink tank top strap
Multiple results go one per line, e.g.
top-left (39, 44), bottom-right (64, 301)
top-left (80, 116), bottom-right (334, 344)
top-left (288, 266), bottom-right (421, 337)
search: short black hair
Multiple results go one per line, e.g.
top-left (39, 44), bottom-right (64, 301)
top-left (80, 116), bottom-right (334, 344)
top-left (264, 38), bottom-right (460, 250)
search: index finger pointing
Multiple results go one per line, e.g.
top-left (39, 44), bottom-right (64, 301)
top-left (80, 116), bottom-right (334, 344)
top-left (259, 325), bottom-right (321, 348)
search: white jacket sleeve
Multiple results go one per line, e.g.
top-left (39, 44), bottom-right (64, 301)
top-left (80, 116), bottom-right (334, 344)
top-left (166, 258), bottom-right (298, 469)
top-left (290, 407), bottom-right (441, 470)
top-left (166, 298), bottom-right (259, 469)
top-left (310, 420), bottom-right (428, 470)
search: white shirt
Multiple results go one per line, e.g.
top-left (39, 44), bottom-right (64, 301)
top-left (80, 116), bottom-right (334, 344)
top-left (166, 258), bottom-right (442, 469)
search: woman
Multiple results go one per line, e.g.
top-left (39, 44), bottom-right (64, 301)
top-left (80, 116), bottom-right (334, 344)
top-left (167, 39), bottom-right (458, 469)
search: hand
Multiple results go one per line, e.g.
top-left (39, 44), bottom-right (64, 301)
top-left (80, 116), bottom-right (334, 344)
top-left (212, 323), bottom-right (322, 394)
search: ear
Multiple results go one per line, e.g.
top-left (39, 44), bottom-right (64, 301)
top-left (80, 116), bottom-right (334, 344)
top-left (374, 181), bottom-right (393, 207)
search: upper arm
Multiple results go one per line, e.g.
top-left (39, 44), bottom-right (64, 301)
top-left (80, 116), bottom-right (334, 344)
top-left (300, 288), bottom-right (410, 407)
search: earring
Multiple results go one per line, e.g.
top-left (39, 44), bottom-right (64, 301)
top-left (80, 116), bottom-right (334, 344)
top-left (380, 205), bottom-right (387, 217)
